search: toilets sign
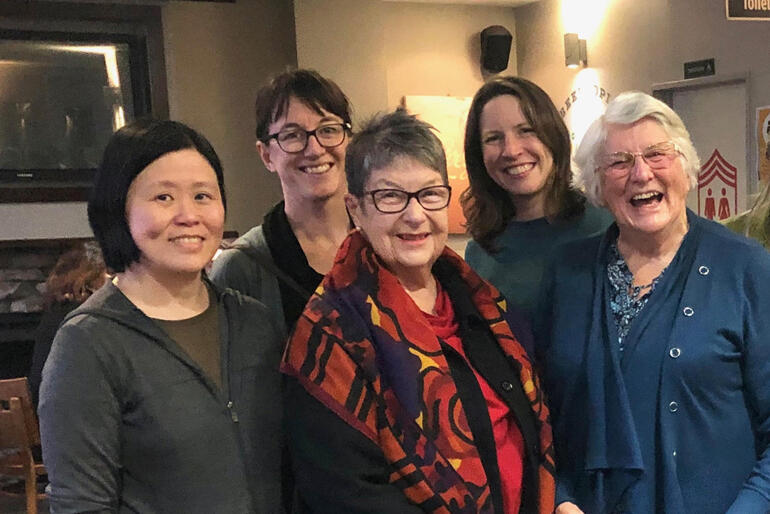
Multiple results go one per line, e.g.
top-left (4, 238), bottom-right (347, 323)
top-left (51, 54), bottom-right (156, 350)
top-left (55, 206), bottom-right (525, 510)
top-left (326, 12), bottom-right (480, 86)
top-left (726, 0), bottom-right (770, 19)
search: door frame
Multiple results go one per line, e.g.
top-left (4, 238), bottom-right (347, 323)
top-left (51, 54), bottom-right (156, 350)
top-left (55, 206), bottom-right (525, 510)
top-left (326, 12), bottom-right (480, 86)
top-left (651, 73), bottom-right (755, 196)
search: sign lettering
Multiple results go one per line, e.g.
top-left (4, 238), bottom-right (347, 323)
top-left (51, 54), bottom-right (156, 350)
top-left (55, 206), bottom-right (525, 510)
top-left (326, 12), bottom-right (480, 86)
top-left (726, 0), bottom-right (770, 20)
top-left (684, 58), bottom-right (716, 79)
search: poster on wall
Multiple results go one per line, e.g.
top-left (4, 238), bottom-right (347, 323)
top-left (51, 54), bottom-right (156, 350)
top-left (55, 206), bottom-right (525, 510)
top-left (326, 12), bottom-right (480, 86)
top-left (402, 95), bottom-right (472, 234)
top-left (757, 105), bottom-right (770, 182)
top-left (698, 149), bottom-right (738, 220)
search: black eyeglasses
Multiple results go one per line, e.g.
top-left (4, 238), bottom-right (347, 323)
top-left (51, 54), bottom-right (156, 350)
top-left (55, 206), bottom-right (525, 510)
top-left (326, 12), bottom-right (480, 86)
top-left (365, 185), bottom-right (452, 214)
top-left (266, 122), bottom-right (351, 153)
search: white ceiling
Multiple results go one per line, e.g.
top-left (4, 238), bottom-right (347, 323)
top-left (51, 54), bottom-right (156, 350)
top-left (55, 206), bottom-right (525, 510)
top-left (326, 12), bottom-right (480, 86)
top-left (381, 0), bottom-right (539, 6)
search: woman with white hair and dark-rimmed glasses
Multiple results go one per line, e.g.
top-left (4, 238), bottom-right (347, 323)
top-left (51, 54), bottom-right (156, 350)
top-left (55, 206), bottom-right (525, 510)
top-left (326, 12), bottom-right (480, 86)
top-left (536, 91), bottom-right (770, 514)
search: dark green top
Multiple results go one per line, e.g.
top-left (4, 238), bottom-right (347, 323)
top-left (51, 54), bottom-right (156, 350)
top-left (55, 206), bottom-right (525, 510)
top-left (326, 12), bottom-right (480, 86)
top-left (154, 286), bottom-right (221, 389)
top-left (465, 204), bottom-right (613, 317)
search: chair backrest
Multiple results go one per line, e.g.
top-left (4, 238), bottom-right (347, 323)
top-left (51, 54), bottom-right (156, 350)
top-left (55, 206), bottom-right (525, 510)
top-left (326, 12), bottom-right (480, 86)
top-left (0, 378), bottom-right (40, 446)
top-left (0, 397), bottom-right (29, 451)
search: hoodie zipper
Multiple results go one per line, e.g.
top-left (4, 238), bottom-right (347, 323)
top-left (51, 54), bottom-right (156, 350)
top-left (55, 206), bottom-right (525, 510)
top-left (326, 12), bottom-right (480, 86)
top-left (226, 400), bottom-right (239, 422)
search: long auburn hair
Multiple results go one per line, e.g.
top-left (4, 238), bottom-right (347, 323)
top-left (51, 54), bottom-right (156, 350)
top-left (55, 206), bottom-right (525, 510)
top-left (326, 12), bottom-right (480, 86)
top-left (460, 76), bottom-right (585, 252)
top-left (43, 241), bottom-right (107, 307)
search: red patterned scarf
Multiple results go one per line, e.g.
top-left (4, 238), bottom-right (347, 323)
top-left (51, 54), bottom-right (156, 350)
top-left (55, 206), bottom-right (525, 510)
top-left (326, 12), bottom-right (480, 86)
top-left (281, 231), bottom-right (555, 513)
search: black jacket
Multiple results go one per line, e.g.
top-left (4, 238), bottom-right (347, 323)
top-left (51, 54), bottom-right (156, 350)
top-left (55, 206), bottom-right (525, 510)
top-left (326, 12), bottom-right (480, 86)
top-left (286, 259), bottom-right (541, 514)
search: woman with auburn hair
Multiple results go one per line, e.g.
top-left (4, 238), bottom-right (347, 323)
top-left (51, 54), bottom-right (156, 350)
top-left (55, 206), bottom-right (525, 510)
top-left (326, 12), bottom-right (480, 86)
top-left (461, 76), bottom-right (611, 316)
top-left (28, 241), bottom-right (107, 408)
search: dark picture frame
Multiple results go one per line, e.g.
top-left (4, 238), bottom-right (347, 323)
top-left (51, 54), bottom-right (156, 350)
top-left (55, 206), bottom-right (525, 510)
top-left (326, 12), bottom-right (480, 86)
top-left (0, 1), bottom-right (169, 203)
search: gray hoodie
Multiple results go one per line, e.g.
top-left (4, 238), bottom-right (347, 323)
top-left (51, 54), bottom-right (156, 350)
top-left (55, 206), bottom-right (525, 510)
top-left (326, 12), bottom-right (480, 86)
top-left (39, 280), bottom-right (285, 513)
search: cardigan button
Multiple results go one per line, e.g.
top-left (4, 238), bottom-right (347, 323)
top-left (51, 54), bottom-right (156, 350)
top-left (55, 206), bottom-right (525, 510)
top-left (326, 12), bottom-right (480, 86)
top-left (669, 347), bottom-right (681, 358)
top-left (683, 306), bottom-right (694, 317)
top-left (501, 381), bottom-right (514, 392)
top-left (698, 265), bottom-right (710, 276)
top-left (668, 401), bottom-right (679, 412)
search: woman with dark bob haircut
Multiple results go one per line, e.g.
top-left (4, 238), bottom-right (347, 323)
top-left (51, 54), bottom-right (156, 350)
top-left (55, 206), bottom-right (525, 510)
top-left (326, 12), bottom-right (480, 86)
top-left (461, 76), bottom-right (612, 316)
top-left (39, 118), bottom-right (286, 513)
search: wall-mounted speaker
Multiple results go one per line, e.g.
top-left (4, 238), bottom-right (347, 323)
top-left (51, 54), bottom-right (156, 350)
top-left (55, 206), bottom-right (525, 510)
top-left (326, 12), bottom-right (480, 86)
top-left (480, 25), bottom-right (512, 73)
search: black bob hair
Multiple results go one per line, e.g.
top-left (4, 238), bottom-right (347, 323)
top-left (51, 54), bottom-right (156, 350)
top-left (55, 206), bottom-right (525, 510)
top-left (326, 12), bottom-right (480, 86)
top-left (88, 118), bottom-right (226, 273)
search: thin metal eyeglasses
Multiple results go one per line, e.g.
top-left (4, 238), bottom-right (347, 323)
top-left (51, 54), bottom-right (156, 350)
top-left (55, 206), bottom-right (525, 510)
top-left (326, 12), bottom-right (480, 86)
top-left (365, 185), bottom-right (452, 214)
top-left (266, 122), bottom-right (352, 153)
top-left (598, 141), bottom-right (681, 177)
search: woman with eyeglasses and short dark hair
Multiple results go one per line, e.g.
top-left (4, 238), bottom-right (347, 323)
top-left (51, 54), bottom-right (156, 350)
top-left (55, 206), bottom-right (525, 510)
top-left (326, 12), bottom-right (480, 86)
top-left (210, 69), bottom-right (353, 339)
top-left (461, 76), bottom-right (612, 318)
top-left (38, 119), bottom-right (285, 513)
top-left (537, 91), bottom-right (770, 514)
top-left (282, 109), bottom-right (556, 514)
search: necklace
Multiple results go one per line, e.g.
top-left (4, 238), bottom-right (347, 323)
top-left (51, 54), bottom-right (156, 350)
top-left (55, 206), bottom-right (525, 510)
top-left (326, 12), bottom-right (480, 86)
top-left (628, 281), bottom-right (655, 299)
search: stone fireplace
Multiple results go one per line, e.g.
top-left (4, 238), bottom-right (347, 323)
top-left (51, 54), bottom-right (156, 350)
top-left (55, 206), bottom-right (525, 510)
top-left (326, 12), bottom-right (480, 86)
top-left (0, 239), bottom-right (86, 378)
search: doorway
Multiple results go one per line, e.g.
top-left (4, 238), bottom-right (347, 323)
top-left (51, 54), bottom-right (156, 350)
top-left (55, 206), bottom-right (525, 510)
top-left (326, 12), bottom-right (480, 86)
top-left (653, 75), bottom-right (751, 220)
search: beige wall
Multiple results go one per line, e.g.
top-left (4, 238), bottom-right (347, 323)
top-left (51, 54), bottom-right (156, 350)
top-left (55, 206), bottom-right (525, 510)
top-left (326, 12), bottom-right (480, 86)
top-left (163, 0), bottom-right (297, 235)
top-left (515, 0), bottom-right (770, 187)
top-left (0, 0), bottom-right (296, 241)
top-left (294, 0), bottom-right (518, 124)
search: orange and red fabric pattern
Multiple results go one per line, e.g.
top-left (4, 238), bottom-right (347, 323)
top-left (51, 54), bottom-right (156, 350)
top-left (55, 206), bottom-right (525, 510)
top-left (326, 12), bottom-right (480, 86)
top-left (282, 230), bottom-right (555, 513)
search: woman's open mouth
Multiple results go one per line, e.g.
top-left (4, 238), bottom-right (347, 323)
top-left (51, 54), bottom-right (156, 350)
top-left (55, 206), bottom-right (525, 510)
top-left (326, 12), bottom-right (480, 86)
top-left (299, 163), bottom-right (332, 174)
top-left (630, 191), bottom-right (663, 207)
top-left (503, 162), bottom-right (535, 176)
top-left (397, 233), bottom-right (430, 242)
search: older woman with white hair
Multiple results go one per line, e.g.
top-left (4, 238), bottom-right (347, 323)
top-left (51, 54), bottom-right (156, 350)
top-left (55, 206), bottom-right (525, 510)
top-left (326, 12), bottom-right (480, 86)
top-left (537, 91), bottom-right (770, 514)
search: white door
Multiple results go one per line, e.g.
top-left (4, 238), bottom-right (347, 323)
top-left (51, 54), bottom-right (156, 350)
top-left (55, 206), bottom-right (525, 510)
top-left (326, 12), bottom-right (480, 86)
top-left (671, 82), bottom-right (747, 220)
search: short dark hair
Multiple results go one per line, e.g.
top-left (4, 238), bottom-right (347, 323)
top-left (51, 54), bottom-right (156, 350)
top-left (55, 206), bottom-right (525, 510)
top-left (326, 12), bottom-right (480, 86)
top-left (460, 76), bottom-right (584, 252)
top-left (88, 118), bottom-right (226, 273)
top-left (345, 109), bottom-right (447, 197)
top-left (255, 69), bottom-right (352, 141)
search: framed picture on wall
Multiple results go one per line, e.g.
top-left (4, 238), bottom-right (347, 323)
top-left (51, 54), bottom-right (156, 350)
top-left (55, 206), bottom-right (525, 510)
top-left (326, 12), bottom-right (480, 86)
top-left (401, 95), bottom-right (471, 234)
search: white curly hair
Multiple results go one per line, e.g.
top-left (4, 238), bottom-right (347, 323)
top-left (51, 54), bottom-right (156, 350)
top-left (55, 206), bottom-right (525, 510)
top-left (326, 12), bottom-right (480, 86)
top-left (572, 91), bottom-right (700, 207)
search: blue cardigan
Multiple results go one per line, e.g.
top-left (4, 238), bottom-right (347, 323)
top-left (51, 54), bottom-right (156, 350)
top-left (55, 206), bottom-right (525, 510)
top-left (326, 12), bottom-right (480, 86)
top-left (536, 211), bottom-right (770, 513)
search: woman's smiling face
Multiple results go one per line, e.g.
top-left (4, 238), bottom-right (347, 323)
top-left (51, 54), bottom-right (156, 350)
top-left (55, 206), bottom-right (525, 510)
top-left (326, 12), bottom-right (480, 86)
top-left (600, 117), bottom-right (690, 239)
top-left (257, 96), bottom-right (348, 206)
top-left (124, 149), bottom-right (225, 280)
top-left (480, 94), bottom-right (554, 215)
top-left (346, 156), bottom-right (449, 283)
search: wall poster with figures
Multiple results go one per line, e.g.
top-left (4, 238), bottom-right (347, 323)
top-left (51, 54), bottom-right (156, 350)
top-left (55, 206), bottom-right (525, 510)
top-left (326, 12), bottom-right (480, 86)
top-left (669, 81), bottom-right (748, 217)
top-left (402, 95), bottom-right (472, 234)
top-left (698, 149), bottom-right (737, 221)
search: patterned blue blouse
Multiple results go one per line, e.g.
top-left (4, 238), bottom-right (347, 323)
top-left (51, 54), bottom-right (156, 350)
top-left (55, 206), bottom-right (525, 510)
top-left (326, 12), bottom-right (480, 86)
top-left (607, 241), bottom-right (667, 352)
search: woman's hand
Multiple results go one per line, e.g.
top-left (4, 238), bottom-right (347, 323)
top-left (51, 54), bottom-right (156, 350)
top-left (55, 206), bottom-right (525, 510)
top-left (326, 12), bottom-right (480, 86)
top-left (555, 501), bottom-right (585, 514)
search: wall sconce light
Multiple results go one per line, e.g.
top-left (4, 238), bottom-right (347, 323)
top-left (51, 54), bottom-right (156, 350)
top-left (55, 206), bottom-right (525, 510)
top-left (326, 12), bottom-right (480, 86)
top-left (564, 33), bottom-right (587, 68)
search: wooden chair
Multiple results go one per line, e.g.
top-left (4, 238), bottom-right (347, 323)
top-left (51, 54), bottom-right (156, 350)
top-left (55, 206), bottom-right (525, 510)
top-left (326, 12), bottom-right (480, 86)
top-left (0, 379), bottom-right (40, 447)
top-left (0, 378), bottom-right (46, 514)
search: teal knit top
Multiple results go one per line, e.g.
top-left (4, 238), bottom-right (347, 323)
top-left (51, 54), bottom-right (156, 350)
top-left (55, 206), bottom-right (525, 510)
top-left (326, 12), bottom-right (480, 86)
top-left (465, 204), bottom-right (613, 317)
